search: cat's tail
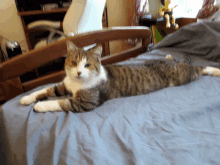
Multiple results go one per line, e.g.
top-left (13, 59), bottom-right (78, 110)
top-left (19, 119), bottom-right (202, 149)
top-left (202, 66), bottom-right (220, 77)
top-left (165, 54), bottom-right (220, 77)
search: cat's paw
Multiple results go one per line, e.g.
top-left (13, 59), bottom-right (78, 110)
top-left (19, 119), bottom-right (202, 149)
top-left (34, 102), bottom-right (47, 112)
top-left (202, 66), bottom-right (220, 77)
top-left (34, 101), bottom-right (63, 112)
top-left (20, 95), bottom-right (36, 105)
top-left (165, 54), bottom-right (175, 61)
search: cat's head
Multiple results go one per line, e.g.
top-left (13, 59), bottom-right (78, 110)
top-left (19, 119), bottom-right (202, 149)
top-left (65, 40), bottom-right (102, 82)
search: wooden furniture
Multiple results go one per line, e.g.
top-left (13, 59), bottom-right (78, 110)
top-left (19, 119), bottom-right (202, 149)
top-left (139, 16), bottom-right (197, 44)
top-left (0, 27), bottom-right (151, 101)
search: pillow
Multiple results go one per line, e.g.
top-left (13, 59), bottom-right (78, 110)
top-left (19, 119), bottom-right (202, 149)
top-left (197, 0), bottom-right (219, 19)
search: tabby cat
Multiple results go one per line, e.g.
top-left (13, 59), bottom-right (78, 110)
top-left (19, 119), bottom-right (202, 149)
top-left (20, 41), bottom-right (220, 112)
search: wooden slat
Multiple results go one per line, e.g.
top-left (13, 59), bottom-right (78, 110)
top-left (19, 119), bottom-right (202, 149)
top-left (0, 27), bottom-right (151, 82)
top-left (69, 27), bottom-right (150, 47)
top-left (102, 46), bottom-right (143, 65)
top-left (18, 8), bottom-right (68, 16)
top-left (22, 70), bottom-right (65, 91)
top-left (102, 38), bottom-right (151, 65)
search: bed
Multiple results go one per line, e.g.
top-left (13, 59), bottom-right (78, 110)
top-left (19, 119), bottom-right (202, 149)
top-left (1, 22), bottom-right (220, 165)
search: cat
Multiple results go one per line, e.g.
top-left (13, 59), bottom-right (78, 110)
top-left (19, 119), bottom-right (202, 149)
top-left (20, 40), bottom-right (220, 112)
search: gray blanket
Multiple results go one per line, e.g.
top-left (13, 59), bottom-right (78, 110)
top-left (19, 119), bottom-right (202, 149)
top-left (1, 21), bottom-right (220, 165)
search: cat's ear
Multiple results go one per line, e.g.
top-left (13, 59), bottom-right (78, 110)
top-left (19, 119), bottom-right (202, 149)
top-left (92, 45), bottom-right (102, 62)
top-left (66, 40), bottom-right (78, 51)
top-left (92, 45), bottom-right (102, 57)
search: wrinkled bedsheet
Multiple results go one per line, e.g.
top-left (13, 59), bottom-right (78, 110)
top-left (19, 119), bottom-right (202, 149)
top-left (1, 22), bottom-right (220, 165)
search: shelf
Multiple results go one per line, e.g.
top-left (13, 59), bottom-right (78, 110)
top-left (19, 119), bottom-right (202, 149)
top-left (18, 8), bottom-right (68, 16)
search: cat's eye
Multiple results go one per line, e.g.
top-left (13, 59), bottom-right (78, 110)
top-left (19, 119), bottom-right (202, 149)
top-left (85, 63), bottom-right (91, 68)
top-left (72, 61), bottom-right (77, 66)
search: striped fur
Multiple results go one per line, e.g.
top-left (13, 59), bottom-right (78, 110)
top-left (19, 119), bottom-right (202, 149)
top-left (20, 41), bottom-right (220, 113)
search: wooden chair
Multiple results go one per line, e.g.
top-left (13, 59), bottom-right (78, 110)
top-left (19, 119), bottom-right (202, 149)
top-left (0, 27), bottom-right (151, 101)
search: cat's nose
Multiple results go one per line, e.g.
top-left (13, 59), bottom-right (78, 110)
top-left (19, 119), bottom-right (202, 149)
top-left (77, 72), bottom-right (81, 76)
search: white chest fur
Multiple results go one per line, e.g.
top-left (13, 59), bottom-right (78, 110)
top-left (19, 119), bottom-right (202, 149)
top-left (64, 77), bottom-right (84, 96)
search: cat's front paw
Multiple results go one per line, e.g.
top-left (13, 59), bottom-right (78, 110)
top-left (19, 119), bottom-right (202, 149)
top-left (34, 101), bottom-right (63, 112)
top-left (20, 95), bottom-right (37, 105)
top-left (34, 102), bottom-right (47, 112)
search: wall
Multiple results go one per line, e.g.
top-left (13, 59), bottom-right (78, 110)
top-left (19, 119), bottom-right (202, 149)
top-left (106, 0), bottom-right (134, 54)
top-left (0, 0), bottom-right (29, 53)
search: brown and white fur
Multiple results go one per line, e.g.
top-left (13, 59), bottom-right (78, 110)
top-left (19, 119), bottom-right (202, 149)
top-left (20, 41), bottom-right (220, 112)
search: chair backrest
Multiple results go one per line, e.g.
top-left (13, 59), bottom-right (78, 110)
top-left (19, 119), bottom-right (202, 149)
top-left (0, 27), bottom-right (151, 101)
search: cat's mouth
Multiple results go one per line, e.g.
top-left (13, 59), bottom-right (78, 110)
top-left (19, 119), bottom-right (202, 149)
top-left (75, 75), bottom-right (85, 81)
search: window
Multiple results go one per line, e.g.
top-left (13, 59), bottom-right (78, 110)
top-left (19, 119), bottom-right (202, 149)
top-left (174, 0), bottom-right (204, 18)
